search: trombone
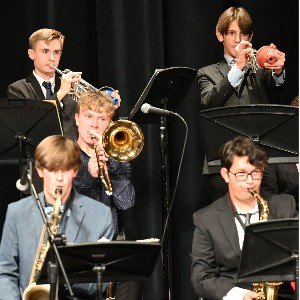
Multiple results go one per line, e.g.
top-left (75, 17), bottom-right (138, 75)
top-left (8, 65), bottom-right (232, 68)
top-left (50, 64), bottom-right (144, 194)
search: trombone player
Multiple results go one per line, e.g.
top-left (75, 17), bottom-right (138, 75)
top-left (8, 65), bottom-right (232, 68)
top-left (7, 28), bottom-right (121, 140)
top-left (73, 90), bottom-right (143, 299)
top-left (0, 135), bottom-right (114, 299)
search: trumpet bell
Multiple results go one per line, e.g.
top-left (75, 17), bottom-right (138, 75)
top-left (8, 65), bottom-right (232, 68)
top-left (256, 46), bottom-right (278, 69)
top-left (103, 120), bottom-right (144, 162)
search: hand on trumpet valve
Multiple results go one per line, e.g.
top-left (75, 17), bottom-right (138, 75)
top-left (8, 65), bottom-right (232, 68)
top-left (57, 70), bottom-right (82, 101)
top-left (234, 40), bottom-right (252, 69)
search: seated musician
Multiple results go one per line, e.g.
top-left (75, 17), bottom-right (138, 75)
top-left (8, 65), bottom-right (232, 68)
top-left (191, 136), bottom-right (298, 300)
top-left (0, 135), bottom-right (114, 300)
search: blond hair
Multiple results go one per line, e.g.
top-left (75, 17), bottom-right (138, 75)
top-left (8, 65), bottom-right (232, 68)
top-left (29, 28), bottom-right (65, 49)
top-left (77, 91), bottom-right (115, 118)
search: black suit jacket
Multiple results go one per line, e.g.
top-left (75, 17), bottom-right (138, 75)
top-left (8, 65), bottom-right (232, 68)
top-left (261, 164), bottom-right (299, 210)
top-left (197, 59), bottom-right (284, 109)
top-left (191, 193), bottom-right (298, 300)
top-left (7, 74), bottom-right (78, 140)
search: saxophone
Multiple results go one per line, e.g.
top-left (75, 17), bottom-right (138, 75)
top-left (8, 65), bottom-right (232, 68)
top-left (23, 187), bottom-right (62, 300)
top-left (248, 189), bottom-right (283, 300)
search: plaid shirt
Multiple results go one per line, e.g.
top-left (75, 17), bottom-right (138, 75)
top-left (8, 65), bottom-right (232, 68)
top-left (73, 150), bottom-right (135, 237)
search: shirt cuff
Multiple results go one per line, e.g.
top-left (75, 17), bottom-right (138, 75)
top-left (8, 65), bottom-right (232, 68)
top-left (272, 69), bottom-right (286, 86)
top-left (222, 287), bottom-right (250, 300)
top-left (228, 66), bottom-right (246, 88)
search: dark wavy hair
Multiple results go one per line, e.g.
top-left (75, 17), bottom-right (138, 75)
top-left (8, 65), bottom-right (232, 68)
top-left (220, 136), bottom-right (268, 170)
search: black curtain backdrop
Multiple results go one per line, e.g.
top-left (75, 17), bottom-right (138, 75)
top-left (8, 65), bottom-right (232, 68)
top-left (0, 1), bottom-right (298, 299)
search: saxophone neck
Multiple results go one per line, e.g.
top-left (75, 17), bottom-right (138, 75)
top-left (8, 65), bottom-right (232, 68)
top-left (248, 188), bottom-right (269, 221)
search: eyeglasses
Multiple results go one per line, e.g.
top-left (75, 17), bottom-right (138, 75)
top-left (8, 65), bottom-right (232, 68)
top-left (228, 170), bottom-right (263, 182)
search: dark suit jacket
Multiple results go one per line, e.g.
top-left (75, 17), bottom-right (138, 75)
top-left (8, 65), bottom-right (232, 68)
top-left (261, 164), bottom-right (299, 210)
top-left (191, 193), bottom-right (298, 300)
top-left (197, 59), bottom-right (284, 108)
top-left (7, 74), bottom-right (78, 140)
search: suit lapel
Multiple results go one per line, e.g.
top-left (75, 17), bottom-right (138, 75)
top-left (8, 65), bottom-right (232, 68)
top-left (217, 195), bottom-right (241, 254)
top-left (26, 74), bottom-right (45, 99)
top-left (216, 60), bottom-right (230, 78)
top-left (65, 196), bottom-right (84, 243)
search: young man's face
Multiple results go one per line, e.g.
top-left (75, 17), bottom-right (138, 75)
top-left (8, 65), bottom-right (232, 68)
top-left (36, 167), bottom-right (77, 205)
top-left (216, 20), bottom-right (252, 57)
top-left (221, 155), bottom-right (263, 205)
top-left (28, 39), bottom-right (63, 79)
top-left (75, 108), bottom-right (112, 148)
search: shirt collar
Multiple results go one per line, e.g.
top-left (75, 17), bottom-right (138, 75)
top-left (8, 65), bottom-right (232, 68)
top-left (33, 70), bottom-right (55, 87)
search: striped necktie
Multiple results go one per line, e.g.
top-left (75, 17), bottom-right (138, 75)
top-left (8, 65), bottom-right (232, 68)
top-left (42, 81), bottom-right (53, 98)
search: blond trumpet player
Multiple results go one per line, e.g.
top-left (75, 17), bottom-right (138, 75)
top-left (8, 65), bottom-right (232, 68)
top-left (0, 135), bottom-right (114, 299)
top-left (7, 28), bottom-right (121, 140)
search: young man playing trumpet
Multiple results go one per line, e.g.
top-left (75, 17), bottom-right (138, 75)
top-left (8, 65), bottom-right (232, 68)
top-left (0, 135), bottom-right (114, 299)
top-left (198, 7), bottom-right (286, 109)
top-left (198, 7), bottom-right (287, 204)
top-left (7, 28), bottom-right (121, 140)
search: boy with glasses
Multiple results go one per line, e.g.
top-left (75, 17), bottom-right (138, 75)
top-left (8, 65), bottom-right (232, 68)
top-left (191, 136), bottom-right (297, 300)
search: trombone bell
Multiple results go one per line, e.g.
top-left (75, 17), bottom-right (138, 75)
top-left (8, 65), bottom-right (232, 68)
top-left (103, 120), bottom-right (144, 162)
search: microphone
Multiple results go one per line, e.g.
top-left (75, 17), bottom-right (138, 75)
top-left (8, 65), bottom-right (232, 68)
top-left (16, 164), bottom-right (29, 191)
top-left (141, 103), bottom-right (177, 116)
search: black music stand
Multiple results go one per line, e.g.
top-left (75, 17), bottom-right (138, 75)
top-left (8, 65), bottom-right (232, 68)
top-left (38, 241), bottom-right (161, 300)
top-left (128, 67), bottom-right (196, 300)
top-left (0, 98), bottom-right (62, 194)
top-left (199, 105), bottom-right (299, 171)
top-left (128, 67), bottom-right (196, 123)
top-left (237, 219), bottom-right (299, 299)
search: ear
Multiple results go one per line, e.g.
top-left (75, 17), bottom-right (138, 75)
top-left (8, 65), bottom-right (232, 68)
top-left (249, 33), bottom-right (253, 42)
top-left (28, 49), bottom-right (35, 61)
top-left (216, 30), bottom-right (224, 42)
top-left (220, 167), bottom-right (229, 183)
top-left (75, 113), bottom-right (79, 126)
top-left (36, 167), bottom-right (44, 178)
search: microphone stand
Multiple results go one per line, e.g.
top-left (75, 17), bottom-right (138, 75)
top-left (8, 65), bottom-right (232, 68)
top-left (160, 100), bottom-right (172, 300)
top-left (27, 173), bottom-right (74, 299)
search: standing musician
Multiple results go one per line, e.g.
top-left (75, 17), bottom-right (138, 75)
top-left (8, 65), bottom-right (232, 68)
top-left (7, 28), bottom-right (121, 140)
top-left (198, 7), bottom-right (287, 203)
top-left (191, 136), bottom-right (298, 300)
top-left (0, 135), bottom-right (114, 300)
top-left (73, 90), bottom-right (143, 299)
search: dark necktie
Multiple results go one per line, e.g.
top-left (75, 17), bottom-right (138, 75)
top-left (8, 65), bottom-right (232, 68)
top-left (230, 59), bottom-right (236, 68)
top-left (241, 213), bottom-right (252, 226)
top-left (42, 81), bottom-right (53, 98)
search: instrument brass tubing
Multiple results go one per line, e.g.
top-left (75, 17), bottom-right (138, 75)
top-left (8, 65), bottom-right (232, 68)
top-left (23, 187), bottom-right (63, 300)
top-left (248, 189), bottom-right (282, 300)
top-left (91, 135), bottom-right (113, 196)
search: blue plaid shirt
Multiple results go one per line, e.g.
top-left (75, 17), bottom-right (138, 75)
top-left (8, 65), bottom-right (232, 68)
top-left (73, 150), bottom-right (135, 237)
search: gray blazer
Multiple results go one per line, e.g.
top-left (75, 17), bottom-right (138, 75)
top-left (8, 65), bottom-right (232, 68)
top-left (197, 59), bottom-right (280, 109)
top-left (191, 193), bottom-right (298, 300)
top-left (0, 190), bottom-right (114, 300)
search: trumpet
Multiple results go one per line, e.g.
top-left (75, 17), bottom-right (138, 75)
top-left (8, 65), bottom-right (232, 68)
top-left (50, 64), bottom-right (117, 103)
top-left (246, 45), bottom-right (278, 73)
